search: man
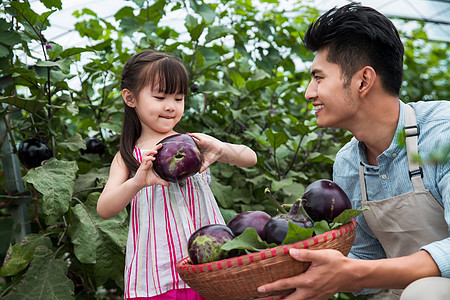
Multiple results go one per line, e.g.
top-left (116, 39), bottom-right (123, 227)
top-left (257, 3), bottom-right (450, 300)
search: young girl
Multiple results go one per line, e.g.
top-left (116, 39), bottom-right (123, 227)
top-left (96, 50), bottom-right (257, 300)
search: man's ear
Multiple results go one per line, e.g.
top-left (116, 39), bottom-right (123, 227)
top-left (357, 66), bottom-right (376, 97)
top-left (122, 89), bottom-right (136, 108)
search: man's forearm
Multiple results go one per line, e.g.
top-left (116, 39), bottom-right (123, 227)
top-left (346, 250), bottom-right (441, 291)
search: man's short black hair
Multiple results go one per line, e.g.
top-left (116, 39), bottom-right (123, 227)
top-left (303, 3), bottom-right (404, 96)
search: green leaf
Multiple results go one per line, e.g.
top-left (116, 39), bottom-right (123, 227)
top-left (99, 122), bottom-right (122, 134)
top-left (0, 234), bottom-right (52, 276)
top-left (307, 152), bottom-right (335, 164)
top-left (119, 17), bottom-right (140, 36)
top-left (59, 133), bottom-right (85, 152)
top-left (313, 220), bottom-right (331, 235)
top-left (329, 208), bottom-right (368, 230)
top-left (10, 2), bottom-right (37, 26)
top-left (0, 44), bottom-right (9, 57)
top-left (265, 128), bottom-right (288, 150)
top-left (219, 208), bottom-right (238, 224)
top-left (280, 181), bottom-right (305, 198)
top-left (197, 4), bottom-right (216, 24)
top-left (185, 15), bottom-right (204, 41)
top-left (35, 58), bottom-right (72, 74)
top-left (74, 167), bottom-right (110, 193)
top-left (210, 181), bottom-right (235, 208)
top-left (205, 26), bottom-right (236, 43)
top-left (22, 159), bottom-right (78, 225)
top-left (197, 48), bottom-right (221, 68)
top-left (60, 47), bottom-right (94, 58)
top-left (246, 131), bottom-right (269, 147)
top-left (0, 95), bottom-right (47, 113)
top-left (131, 0), bottom-right (147, 7)
top-left (37, 10), bottom-right (56, 25)
top-left (229, 71), bottom-right (245, 89)
top-left (221, 227), bottom-right (276, 252)
top-left (0, 31), bottom-right (22, 46)
top-left (271, 178), bottom-right (293, 192)
top-left (142, 21), bottom-right (157, 36)
top-left (68, 193), bottom-right (128, 285)
top-left (114, 6), bottom-right (135, 20)
top-left (282, 222), bottom-right (315, 245)
top-left (246, 77), bottom-right (278, 92)
top-left (1, 246), bottom-right (74, 300)
top-left (41, 0), bottom-right (62, 10)
top-left (286, 115), bottom-right (310, 135)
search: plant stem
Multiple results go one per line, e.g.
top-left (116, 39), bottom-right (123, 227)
top-left (264, 188), bottom-right (288, 214)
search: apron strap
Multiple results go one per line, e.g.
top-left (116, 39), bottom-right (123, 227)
top-left (403, 104), bottom-right (425, 190)
top-left (358, 104), bottom-right (425, 201)
top-left (359, 163), bottom-right (368, 203)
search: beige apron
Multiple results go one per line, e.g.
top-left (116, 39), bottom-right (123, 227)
top-left (358, 104), bottom-right (449, 298)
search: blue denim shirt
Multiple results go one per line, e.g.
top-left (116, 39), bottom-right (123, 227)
top-left (333, 100), bottom-right (450, 286)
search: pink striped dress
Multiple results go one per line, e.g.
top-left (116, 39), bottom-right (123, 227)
top-left (124, 147), bottom-right (225, 299)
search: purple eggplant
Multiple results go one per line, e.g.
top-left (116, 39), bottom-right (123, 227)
top-left (262, 200), bottom-right (313, 245)
top-left (302, 179), bottom-right (351, 223)
top-left (188, 224), bottom-right (235, 264)
top-left (153, 134), bottom-right (203, 182)
top-left (18, 138), bottom-right (53, 169)
top-left (227, 211), bottom-right (271, 238)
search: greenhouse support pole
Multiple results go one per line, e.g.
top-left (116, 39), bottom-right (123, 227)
top-left (0, 113), bottom-right (30, 243)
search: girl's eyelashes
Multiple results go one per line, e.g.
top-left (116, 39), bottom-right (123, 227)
top-left (153, 95), bottom-right (184, 101)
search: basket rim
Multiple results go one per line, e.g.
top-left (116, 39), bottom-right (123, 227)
top-left (177, 219), bottom-right (356, 275)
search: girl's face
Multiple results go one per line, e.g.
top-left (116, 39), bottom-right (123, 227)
top-left (127, 84), bottom-right (185, 136)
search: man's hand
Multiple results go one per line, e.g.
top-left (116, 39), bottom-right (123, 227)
top-left (257, 249), bottom-right (352, 300)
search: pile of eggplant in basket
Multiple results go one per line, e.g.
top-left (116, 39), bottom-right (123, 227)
top-left (188, 179), bottom-right (367, 265)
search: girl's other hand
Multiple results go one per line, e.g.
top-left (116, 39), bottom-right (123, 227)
top-left (134, 144), bottom-right (169, 188)
top-left (187, 133), bottom-right (224, 173)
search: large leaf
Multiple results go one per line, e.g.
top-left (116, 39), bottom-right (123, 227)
top-left (68, 193), bottom-right (128, 285)
top-left (0, 234), bottom-right (52, 276)
top-left (22, 159), bottom-right (78, 225)
top-left (0, 95), bottom-right (46, 113)
top-left (2, 246), bottom-right (74, 300)
top-left (10, 2), bottom-right (37, 26)
top-left (74, 167), bottom-right (110, 193)
top-left (265, 128), bottom-right (288, 150)
top-left (222, 227), bottom-right (277, 252)
top-left (59, 132), bottom-right (86, 152)
top-left (35, 58), bottom-right (72, 74)
top-left (282, 222), bottom-right (315, 245)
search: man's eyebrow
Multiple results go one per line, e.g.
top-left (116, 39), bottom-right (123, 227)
top-left (310, 68), bottom-right (322, 76)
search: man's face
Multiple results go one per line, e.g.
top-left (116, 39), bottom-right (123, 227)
top-left (305, 49), bottom-right (359, 130)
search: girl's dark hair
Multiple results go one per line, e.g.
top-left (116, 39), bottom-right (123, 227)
top-left (303, 3), bottom-right (404, 96)
top-left (119, 50), bottom-right (188, 174)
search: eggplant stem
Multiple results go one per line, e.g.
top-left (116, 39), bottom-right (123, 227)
top-left (264, 188), bottom-right (288, 214)
top-left (295, 198), bottom-right (313, 220)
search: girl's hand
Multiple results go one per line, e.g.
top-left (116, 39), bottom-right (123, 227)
top-left (133, 144), bottom-right (169, 188)
top-left (187, 133), bottom-right (224, 173)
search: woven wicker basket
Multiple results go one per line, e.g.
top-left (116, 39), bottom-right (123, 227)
top-left (176, 219), bottom-right (356, 300)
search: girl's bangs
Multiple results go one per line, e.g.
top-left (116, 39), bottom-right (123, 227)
top-left (143, 58), bottom-right (188, 95)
